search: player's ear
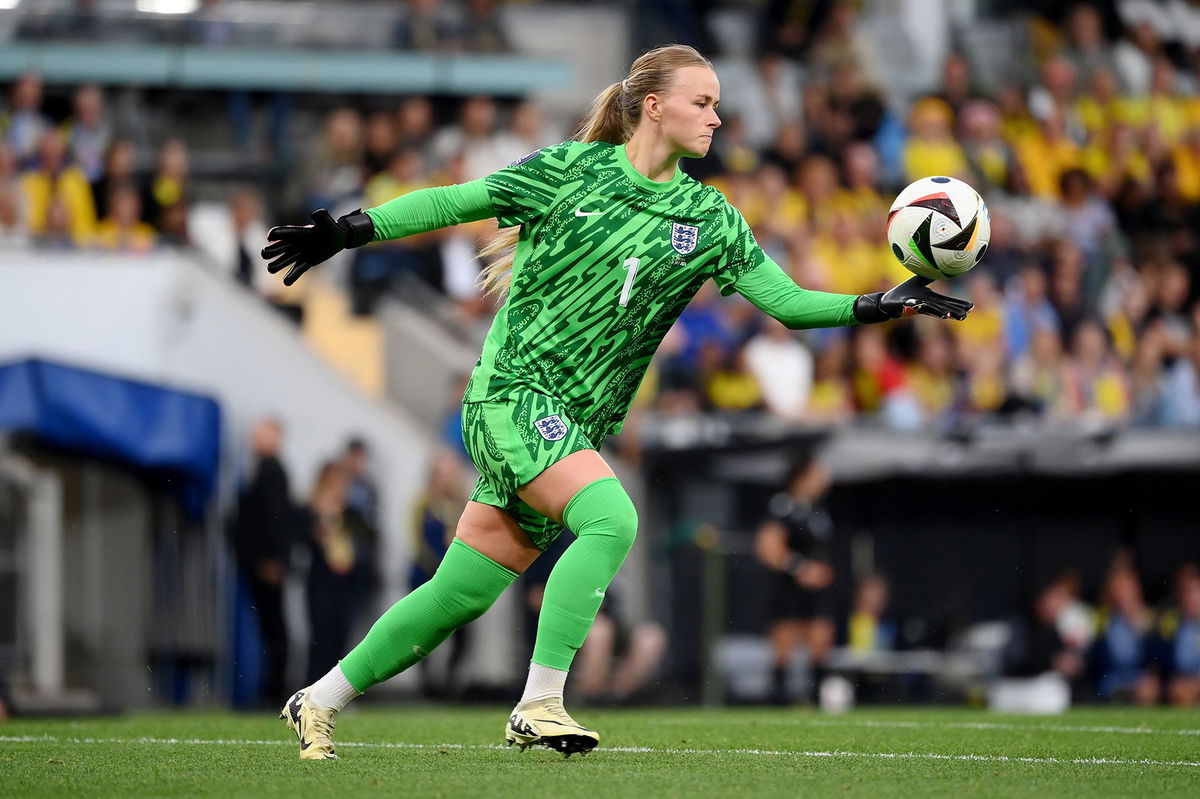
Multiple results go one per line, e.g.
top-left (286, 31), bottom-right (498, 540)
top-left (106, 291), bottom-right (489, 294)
top-left (643, 92), bottom-right (662, 123)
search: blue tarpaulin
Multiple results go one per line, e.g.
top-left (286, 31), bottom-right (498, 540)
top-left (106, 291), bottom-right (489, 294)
top-left (0, 358), bottom-right (221, 516)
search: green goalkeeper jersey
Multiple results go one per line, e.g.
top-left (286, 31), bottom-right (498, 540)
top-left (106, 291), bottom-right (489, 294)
top-left (365, 140), bottom-right (859, 439)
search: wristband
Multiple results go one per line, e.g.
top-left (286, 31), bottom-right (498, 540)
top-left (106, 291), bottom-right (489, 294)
top-left (340, 210), bottom-right (376, 248)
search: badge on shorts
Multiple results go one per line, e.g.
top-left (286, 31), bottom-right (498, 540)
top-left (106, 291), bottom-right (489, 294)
top-left (671, 222), bottom-right (699, 255)
top-left (534, 414), bottom-right (568, 441)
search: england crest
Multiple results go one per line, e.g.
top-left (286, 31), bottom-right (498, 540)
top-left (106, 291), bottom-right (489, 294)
top-left (671, 222), bottom-right (699, 255)
top-left (534, 414), bottom-right (568, 441)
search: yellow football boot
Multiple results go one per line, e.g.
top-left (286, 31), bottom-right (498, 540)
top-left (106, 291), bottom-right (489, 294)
top-left (505, 697), bottom-right (599, 758)
top-left (280, 688), bottom-right (339, 760)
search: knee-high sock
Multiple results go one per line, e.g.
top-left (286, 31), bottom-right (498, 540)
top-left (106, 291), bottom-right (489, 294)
top-left (339, 538), bottom-right (517, 693)
top-left (533, 477), bottom-right (638, 672)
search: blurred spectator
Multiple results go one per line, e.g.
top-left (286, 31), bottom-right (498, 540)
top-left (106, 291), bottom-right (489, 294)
top-left (1058, 168), bottom-right (1120, 277)
top-left (701, 344), bottom-right (763, 413)
top-left (0, 143), bottom-right (29, 249)
top-left (959, 100), bottom-right (1014, 194)
top-left (144, 139), bottom-right (190, 231)
top-left (1076, 65), bottom-right (1128, 144)
top-left (496, 100), bottom-right (554, 163)
top-left (1015, 108), bottom-right (1083, 199)
top-left (934, 52), bottom-right (986, 120)
top-left (754, 459), bottom-right (836, 704)
top-left (303, 460), bottom-right (378, 684)
top-left (1028, 56), bottom-right (1084, 143)
top-left (846, 573), bottom-right (896, 654)
top-left (21, 128), bottom-right (97, 245)
top-left (394, 96), bottom-right (435, 153)
top-left (1062, 3), bottom-right (1116, 79)
top-left (1157, 565), bottom-right (1200, 707)
top-left (903, 97), bottom-right (967, 183)
top-left (0, 183), bottom-right (29, 250)
top-left (954, 272), bottom-right (1007, 365)
top-left (743, 318), bottom-right (814, 421)
top-left (341, 437), bottom-right (379, 532)
top-left (1155, 327), bottom-right (1200, 426)
top-left (64, 85), bottom-right (110, 183)
top-left (458, 0), bottom-right (510, 54)
top-left (227, 188), bottom-right (270, 289)
top-left (850, 325), bottom-right (918, 426)
top-left (573, 577), bottom-right (667, 706)
top-left (756, 0), bottom-right (833, 61)
top-left (393, 0), bottom-right (459, 52)
top-left (1149, 260), bottom-right (1193, 356)
top-left (89, 139), bottom-right (137, 222)
top-left (1004, 577), bottom-right (1090, 696)
top-left (804, 0), bottom-right (880, 85)
top-left (1004, 265), bottom-right (1060, 359)
top-left (431, 96), bottom-right (509, 179)
top-left (906, 328), bottom-right (960, 428)
top-left (229, 417), bottom-right (294, 707)
top-left (353, 146), bottom-right (442, 312)
top-left (1063, 319), bottom-right (1132, 423)
top-left (1011, 326), bottom-right (1071, 416)
top-left (1113, 19), bottom-right (1161, 96)
top-left (35, 197), bottom-right (78, 251)
top-left (363, 111), bottom-right (399, 177)
top-left (3, 73), bottom-right (51, 169)
top-left (825, 59), bottom-right (886, 146)
top-left (297, 108), bottom-right (364, 215)
top-left (1091, 563), bottom-right (1160, 703)
top-left (92, 183), bottom-right (156, 254)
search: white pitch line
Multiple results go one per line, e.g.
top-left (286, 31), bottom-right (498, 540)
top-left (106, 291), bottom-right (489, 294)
top-left (2, 735), bottom-right (1199, 769)
top-left (805, 718), bottom-right (1200, 737)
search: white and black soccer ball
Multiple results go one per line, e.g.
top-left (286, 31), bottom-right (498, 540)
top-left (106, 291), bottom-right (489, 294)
top-left (886, 176), bottom-right (990, 281)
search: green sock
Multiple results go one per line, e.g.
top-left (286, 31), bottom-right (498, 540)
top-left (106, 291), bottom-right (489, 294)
top-left (339, 538), bottom-right (517, 693)
top-left (533, 477), bottom-right (638, 671)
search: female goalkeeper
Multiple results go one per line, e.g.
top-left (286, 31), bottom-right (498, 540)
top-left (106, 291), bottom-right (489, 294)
top-left (265, 44), bottom-right (972, 761)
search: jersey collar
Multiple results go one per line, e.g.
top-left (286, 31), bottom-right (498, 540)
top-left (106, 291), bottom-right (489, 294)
top-left (615, 144), bottom-right (686, 192)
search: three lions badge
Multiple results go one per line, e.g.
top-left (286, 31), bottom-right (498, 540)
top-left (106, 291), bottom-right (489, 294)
top-left (534, 414), bottom-right (568, 441)
top-left (671, 222), bottom-right (699, 255)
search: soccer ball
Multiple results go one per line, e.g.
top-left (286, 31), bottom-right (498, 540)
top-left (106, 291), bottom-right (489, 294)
top-left (886, 176), bottom-right (990, 281)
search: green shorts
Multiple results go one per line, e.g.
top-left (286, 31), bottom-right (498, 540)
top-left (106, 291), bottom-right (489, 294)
top-left (461, 390), bottom-right (600, 551)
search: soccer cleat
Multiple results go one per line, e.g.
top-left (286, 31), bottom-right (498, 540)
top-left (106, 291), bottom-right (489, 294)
top-left (504, 697), bottom-right (599, 758)
top-left (280, 687), bottom-right (339, 760)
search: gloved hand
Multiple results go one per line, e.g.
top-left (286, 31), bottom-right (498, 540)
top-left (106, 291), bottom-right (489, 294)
top-left (853, 276), bottom-right (974, 323)
top-left (261, 208), bottom-right (375, 286)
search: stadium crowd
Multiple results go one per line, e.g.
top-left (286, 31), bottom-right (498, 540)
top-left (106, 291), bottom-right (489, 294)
top-left (3, 0), bottom-right (1199, 437)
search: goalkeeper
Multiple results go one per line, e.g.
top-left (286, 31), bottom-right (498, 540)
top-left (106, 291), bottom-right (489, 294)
top-left (266, 43), bottom-right (973, 761)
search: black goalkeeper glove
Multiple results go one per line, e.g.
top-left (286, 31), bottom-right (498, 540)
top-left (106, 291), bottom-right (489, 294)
top-left (853, 276), bottom-right (974, 323)
top-left (261, 208), bottom-right (375, 286)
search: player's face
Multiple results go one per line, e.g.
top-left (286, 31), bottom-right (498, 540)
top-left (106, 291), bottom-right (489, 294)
top-left (656, 65), bottom-right (721, 158)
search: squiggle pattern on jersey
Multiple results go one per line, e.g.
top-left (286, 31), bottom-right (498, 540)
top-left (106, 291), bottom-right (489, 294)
top-left (467, 141), bottom-right (767, 438)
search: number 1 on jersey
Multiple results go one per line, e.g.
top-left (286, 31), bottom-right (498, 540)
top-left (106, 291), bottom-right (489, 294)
top-left (619, 257), bottom-right (641, 308)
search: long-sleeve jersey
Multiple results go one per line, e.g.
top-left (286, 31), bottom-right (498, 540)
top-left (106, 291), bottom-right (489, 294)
top-left (365, 140), bottom-right (859, 439)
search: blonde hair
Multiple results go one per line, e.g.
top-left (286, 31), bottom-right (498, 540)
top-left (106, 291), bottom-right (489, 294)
top-left (478, 44), bottom-right (713, 296)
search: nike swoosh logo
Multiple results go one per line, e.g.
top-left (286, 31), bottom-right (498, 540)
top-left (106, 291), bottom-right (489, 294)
top-left (575, 207), bottom-right (605, 217)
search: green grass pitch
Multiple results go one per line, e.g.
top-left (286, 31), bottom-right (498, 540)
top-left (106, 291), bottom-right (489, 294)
top-left (3, 706), bottom-right (1199, 798)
